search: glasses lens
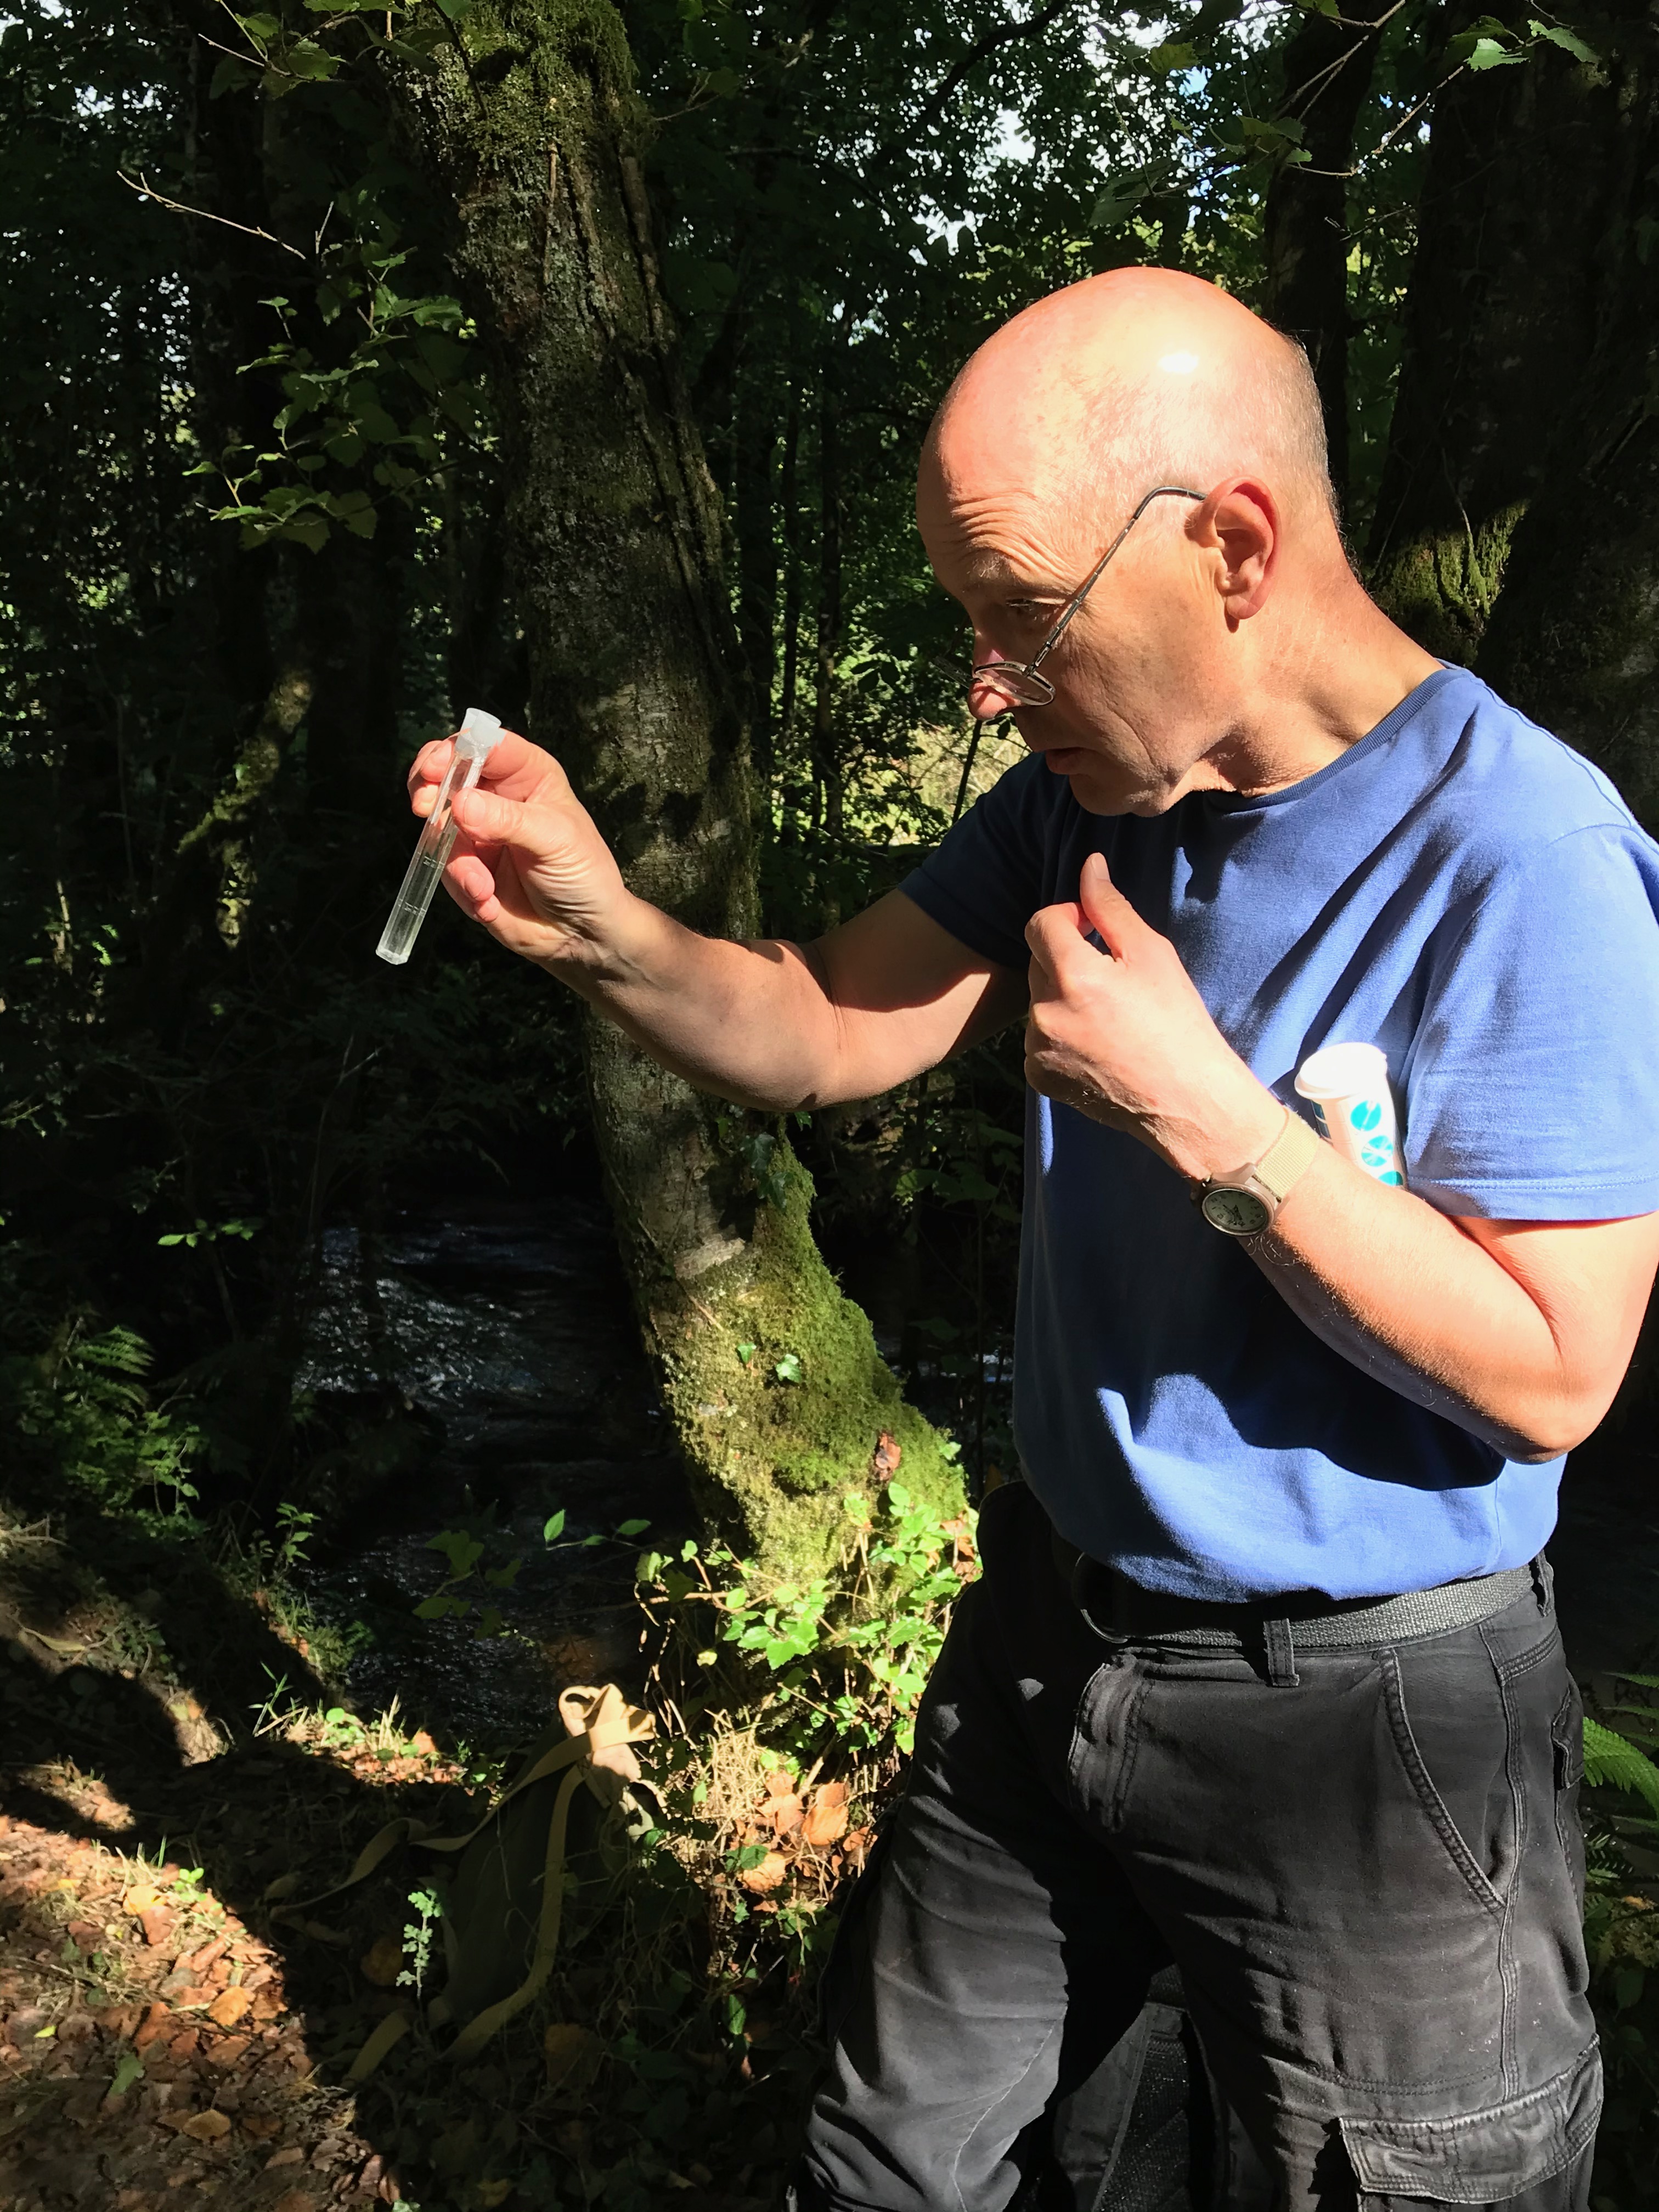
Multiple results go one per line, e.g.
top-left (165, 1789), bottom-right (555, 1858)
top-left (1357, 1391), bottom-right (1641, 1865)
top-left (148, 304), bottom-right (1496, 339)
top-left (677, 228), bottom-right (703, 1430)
top-left (970, 660), bottom-right (1056, 708)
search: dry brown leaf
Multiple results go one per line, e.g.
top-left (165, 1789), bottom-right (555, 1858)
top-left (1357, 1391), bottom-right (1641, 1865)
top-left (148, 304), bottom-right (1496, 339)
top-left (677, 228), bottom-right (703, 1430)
top-left (121, 1883), bottom-right (161, 1916)
top-left (409, 1730), bottom-right (439, 1757)
top-left (241, 2113), bottom-right (281, 2140)
top-left (265, 2146), bottom-right (306, 2170)
top-left (168, 2028), bottom-right (200, 2062)
top-left (171, 1984), bottom-right (216, 2010)
top-left (359, 1935), bottom-right (402, 1989)
top-left (476, 2183), bottom-right (512, 2208)
top-left (138, 1906), bottom-right (174, 1950)
top-left (872, 1430), bottom-right (902, 1476)
top-left (273, 2192), bottom-right (315, 2212)
top-left (208, 2034), bottom-right (251, 2069)
top-left (738, 1849), bottom-right (789, 1894)
top-left (133, 2003), bottom-right (173, 2053)
top-left (251, 1986), bottom-right (286, 2021)
top-left (802, 1785), bottom-right (850, 1849)
top-left (207, 1987), bottom-right (252, 2030)
top-left (762, 1769), bottom-right (794, 1797)
top-left (179, 2108), bottom-right (233, 2142)
top-left (543, 2022), bottom-right (601, 2093)
top-left (767, 1794), bottom-right (804, 1838)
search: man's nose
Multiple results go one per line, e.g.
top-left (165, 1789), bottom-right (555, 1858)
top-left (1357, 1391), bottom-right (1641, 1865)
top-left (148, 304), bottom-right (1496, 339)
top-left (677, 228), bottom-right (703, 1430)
top-left (968, 667), bottom-right (1026, 718)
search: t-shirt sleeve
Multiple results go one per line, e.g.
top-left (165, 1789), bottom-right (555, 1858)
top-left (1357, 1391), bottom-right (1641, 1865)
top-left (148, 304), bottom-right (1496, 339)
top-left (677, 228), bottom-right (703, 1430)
top-left (899, 755), bottom-right (1054, 971)
top-left (1404, 823), bottom-right (1659, 1220)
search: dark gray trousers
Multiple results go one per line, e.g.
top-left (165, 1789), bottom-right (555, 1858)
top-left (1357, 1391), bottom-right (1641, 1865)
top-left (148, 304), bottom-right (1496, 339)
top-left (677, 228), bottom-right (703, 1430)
top-left (798, 1482), bottom-right (1599, 2212)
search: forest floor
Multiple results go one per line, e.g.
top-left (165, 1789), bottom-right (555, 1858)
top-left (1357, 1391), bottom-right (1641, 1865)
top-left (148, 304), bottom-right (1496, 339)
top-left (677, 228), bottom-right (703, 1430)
top-left (0, 1509), bottom-right (814, 2212)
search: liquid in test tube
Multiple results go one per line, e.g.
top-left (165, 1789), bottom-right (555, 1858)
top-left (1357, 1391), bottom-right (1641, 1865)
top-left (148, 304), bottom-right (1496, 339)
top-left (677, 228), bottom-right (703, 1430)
top-left (376, 707), bottom-right (504, 966)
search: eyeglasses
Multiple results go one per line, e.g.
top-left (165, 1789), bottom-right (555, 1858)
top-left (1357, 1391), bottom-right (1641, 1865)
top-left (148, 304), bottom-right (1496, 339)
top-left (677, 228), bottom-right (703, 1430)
top-left (968, 483), bottom-right (1207, 711)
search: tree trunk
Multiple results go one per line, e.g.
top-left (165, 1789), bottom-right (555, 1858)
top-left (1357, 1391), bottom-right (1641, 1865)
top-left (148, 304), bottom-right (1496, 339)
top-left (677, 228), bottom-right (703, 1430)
top-left (393, 1), bottom-right (966, 1572)
top-left (1365, 37), bottom-right (1621, 659)
top-left (1473, 36), bottom-right (1659, 824)
top-left (1260, 1), bottom-right (1393, 515)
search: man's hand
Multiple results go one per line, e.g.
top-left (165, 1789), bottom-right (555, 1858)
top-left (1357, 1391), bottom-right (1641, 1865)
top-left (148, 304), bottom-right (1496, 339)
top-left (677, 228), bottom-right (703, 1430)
top-left (407, 727), bottom-right (633, 973)
top-left (1024, 851), bottom-right (1282, 1181)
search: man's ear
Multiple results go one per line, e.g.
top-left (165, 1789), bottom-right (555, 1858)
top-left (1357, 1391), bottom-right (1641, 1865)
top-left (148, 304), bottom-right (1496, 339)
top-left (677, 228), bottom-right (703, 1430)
top-left (1198, 479), bottom-right (1278, 625)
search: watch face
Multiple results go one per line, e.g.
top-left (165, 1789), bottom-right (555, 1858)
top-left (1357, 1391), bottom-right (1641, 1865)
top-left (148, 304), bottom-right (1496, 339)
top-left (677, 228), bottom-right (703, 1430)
top-left (1201, 1185), bottom-right (1271, 1237)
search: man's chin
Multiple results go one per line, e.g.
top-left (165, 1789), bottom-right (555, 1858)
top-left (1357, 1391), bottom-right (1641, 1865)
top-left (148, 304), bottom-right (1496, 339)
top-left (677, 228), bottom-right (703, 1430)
top-left (1042, 751), bottom-right (1143, 817)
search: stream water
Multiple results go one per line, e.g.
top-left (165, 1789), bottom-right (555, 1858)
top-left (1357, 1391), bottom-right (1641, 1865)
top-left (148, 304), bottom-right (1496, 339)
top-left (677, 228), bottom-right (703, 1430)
top-left (293, 1191), bottom-right (696, 1749)
top-left (290, 1186), bottom-right (1659, 1757)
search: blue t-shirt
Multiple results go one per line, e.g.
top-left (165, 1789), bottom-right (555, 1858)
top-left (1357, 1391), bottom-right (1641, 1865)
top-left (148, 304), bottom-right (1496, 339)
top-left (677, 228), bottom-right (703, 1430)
top-left (902, 667), bottom-right (1659, 1600)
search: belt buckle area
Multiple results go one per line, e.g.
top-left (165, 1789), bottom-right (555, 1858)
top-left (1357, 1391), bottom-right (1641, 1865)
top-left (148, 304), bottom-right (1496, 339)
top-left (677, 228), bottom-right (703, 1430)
top-left (1066, 1550), bottom-right (1130, 1643)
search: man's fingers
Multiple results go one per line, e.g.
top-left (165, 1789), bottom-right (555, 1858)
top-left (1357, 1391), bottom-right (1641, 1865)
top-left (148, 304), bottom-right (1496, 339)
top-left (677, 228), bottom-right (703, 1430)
top-left (1076, 851), bottom-right (1141, 952)
top-left (1025, 899), bottom-right (1096, 984)
top-left (448, 783), bottom-right (545, 851)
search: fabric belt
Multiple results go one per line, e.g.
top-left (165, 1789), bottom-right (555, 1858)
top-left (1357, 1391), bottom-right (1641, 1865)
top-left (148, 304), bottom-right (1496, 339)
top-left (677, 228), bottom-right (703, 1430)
top-left (1048, 1526), bottom-right (1541, 1682)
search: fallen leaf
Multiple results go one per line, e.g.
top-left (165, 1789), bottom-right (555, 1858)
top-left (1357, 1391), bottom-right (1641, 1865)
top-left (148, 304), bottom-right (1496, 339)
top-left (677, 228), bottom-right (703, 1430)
top-left (359, 1935), bottom-right (402, 1988)
top-left (738, 1849), bottom-right (789, 1894)
top-left (241, 2113), bottom-right (281, 2140)
top-left (207, 1987), bottom-right (252, 2030)
top-left (208, 2034), bottom-right (251, 2069)
top-left (122, 1883), bottom-right (161, 1916)
top-left (138, 1906), bottom-right (174, 1949)
top-left (168, 2028), bottom-right (200, 2062)
top-left (184, 1936), bottom-right (229, 1977)
top-left (767, 1793), bottom-right (804, 1838)
top-left (274, 2192), bottom-right (315, 2212)
top-left (266, 2146), bottom-right (306, 2169)
top-left (66, 1919), bottom-right (101, 1951)
top-left (762, 1768), bottom-right (794, 1797)
top-left (476, 2184), bottom-right (512, 2208)
top-left (251, 1986), bottom-right (287, 2021)
top-left (180, 2108), bottom-right (232, 2142)
top-left (170, 1984), bottom-right (217, 2010)
top-left (133, 2002), bottom-right (173, 2052)
top-left (543, 2022), bottom-right (601, 2092)
top-left (409, 1730), bottom-right (438, 1757)
top-left (872, 1430), bottom-right (902, 1476)
top-left (802, 1783), bottom-right (849, 1848)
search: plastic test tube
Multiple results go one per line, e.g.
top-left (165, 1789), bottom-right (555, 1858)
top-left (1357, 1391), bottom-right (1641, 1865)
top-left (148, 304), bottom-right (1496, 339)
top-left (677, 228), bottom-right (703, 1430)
top-left (1294, 1041), bottom-right (1406, 1187)
top-left (376, 708), bottom-right (504, 967)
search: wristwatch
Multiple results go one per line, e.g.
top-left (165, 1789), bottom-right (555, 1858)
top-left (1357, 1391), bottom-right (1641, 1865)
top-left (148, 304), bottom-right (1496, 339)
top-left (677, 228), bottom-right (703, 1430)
top-left (1195, 1108), bottom-right (1323, 1237)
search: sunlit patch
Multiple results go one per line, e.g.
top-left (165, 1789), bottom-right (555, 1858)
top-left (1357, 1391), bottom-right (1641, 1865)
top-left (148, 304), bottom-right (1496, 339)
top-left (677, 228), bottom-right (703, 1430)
top-left (1158, 351), bottom-right (1200, 374)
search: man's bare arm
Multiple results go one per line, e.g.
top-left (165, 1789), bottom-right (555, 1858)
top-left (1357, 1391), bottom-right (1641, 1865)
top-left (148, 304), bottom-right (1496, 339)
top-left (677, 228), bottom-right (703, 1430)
top-left (1024, 851), bottom-right (1659, 1461)
top-left (409, 729), bottom-right (1026, 1106)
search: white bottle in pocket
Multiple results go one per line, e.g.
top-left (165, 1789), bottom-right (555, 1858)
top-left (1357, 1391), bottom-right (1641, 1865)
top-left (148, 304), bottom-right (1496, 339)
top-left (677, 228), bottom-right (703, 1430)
top-left (1294, 1042), bottom-right (1405, 1187)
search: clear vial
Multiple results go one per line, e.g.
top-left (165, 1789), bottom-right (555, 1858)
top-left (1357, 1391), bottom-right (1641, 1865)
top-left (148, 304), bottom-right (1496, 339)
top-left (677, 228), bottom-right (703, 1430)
top-left (377, 708), bottom-right (504, 967)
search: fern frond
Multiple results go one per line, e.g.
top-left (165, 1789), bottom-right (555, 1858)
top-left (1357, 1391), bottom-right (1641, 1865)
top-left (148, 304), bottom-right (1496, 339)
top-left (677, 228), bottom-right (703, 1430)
top-left (1582, 1716), bottom-right (1659, 1820)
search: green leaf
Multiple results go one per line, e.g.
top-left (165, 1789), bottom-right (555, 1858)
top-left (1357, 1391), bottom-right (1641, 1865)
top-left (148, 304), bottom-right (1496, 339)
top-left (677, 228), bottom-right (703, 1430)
top-left (1584, 1717), bottom-right (1659, 1818)
top-left (1145, 40), bottom-right (1195, 74)
top-left (110, 2050), bottom-right (145, 2097)
top-left (736, 1341), bottom-right (757, 1364)
top-left (1528, 18), bottom-right (1596, 60)
top-left (237, 12), bottom-right (281, 37)
top-left (617, 1517), bottom-right (651, 1537)
top-left (1466, 34), bottom-right (1525, 66)
top-left (543, 1509), bottom-right (567, 1543)
top-left (772, 1352), bottom-right (803, 1385)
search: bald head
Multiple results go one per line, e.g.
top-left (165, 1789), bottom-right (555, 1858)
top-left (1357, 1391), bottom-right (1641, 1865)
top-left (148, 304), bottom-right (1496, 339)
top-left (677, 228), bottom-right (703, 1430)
top-left (924, 268), bottom-right (1336, 558)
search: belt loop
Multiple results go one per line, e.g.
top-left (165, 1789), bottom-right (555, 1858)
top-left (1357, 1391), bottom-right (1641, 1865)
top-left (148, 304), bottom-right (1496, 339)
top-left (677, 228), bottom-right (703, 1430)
top-left (1263, 1616), bottom-right (1300, 1688)
top-left (1530, 1554), bottom-right (1551, 1612)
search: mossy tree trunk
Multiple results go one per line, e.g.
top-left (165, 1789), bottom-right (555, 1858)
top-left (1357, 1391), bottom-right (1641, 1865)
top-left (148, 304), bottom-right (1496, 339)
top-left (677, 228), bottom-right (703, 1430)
top-left (1365, 28), bottom-right (1622, 659)
top-left (391, 1), bottom-right (966, 1575)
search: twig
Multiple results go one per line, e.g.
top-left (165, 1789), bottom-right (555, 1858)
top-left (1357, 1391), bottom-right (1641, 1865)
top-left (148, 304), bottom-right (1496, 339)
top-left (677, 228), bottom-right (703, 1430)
top-left (120, 172), bottom-right (306, 261)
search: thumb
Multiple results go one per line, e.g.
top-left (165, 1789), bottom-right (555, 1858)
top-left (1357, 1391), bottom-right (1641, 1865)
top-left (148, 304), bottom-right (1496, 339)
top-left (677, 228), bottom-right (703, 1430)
top-left (1077, 851), bottom-right (1142, 954)
top-left (448, 783), bottom-right (541, 851)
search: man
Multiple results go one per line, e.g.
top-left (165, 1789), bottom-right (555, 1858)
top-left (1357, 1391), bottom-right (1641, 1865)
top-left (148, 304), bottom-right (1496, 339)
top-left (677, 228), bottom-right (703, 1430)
top-left (407, 269), bottom-right (1659, 2210)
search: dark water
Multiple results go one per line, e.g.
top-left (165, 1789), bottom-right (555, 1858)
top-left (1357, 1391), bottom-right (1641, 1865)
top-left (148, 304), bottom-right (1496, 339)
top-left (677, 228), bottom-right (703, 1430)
top-left (294, 1195), bottom-right (695, 1748)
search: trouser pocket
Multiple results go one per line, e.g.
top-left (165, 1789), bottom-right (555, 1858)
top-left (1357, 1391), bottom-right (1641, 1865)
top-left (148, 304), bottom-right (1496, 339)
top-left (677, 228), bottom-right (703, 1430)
top-left (1338, 2042), bottom-right (1600, 2209)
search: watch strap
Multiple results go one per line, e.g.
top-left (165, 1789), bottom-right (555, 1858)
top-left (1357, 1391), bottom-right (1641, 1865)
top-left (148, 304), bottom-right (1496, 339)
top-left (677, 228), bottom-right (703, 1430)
top-left (1252, 1108), bottom-right (1322, 1203)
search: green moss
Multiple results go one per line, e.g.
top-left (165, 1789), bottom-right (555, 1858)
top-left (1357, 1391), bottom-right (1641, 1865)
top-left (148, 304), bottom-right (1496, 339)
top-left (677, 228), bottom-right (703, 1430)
top-left (458, 0), bottom-right (637, 160)
top-left (651, 1149), bottom-right (968, 1578)
top-left (1371, 502), bottom-right (1527, 663)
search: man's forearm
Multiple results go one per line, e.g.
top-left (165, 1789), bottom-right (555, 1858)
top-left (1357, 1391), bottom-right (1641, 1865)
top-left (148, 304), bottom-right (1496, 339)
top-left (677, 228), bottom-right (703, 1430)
top-left (544, 893), bottom-right (842, 1111)
top-left (1255, 1149), bottom-right (1611, 1462)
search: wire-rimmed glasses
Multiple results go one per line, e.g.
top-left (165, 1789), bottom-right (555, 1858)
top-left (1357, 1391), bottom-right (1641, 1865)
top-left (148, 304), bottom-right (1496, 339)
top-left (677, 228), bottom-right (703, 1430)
top-left (968, 482), bottom-right (1207, 711)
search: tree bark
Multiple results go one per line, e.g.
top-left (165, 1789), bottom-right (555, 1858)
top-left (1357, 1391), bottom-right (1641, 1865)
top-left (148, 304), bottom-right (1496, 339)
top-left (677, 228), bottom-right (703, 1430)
top-left (1475, 30), bottom-right (1659, 824)
top-left (1365, 37), bottom-right (1621, 659)
top-left (392, 1), bottom-right (965, 1571)
top-left (1260, 0), bottom-right (1395, 515)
